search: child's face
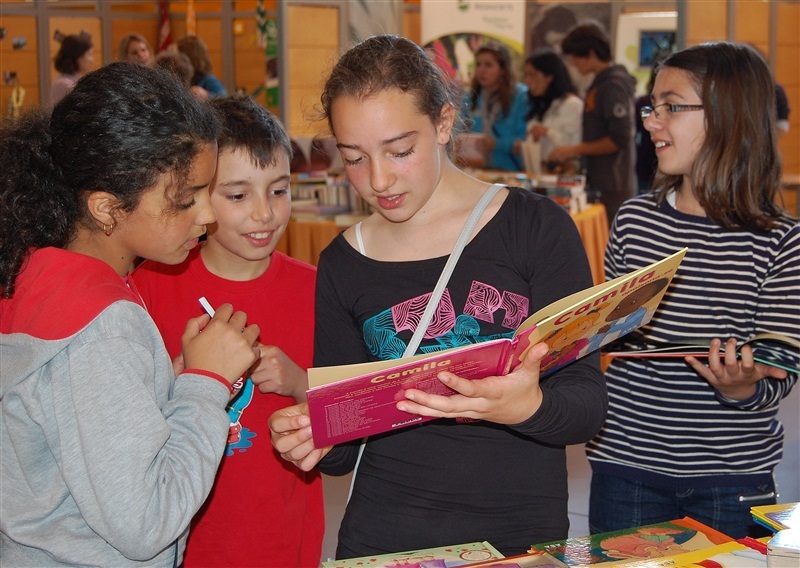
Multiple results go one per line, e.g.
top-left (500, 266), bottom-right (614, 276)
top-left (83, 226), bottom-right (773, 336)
top-left (120, 143), bottom-right (217, 267)
top-left (332, 88), bottom-right (451, 224)
top-left (203, 147), bottom-right (291, 277)
top-left (645, 67), bottom-right (706, 181)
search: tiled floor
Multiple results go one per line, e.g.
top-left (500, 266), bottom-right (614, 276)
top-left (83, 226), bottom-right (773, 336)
top-left (321, 392), bottom-right (800, 564)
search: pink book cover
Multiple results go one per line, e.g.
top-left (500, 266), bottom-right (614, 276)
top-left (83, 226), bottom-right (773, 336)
top-left (308, 249), bottom-right (687, 448)
top-left (307, 339), bottom-right (515, 447)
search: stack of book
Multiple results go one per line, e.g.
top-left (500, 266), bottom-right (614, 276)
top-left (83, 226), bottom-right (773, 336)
top-left (324, 517), bottom-right (773, 568)
top-left (751, 503), bottom-right (800, 567)
top-left (530, 175), bottom-right (588, 215)
top-left (291, 171), bottom-right (352, 217)
top-left (751, 502), bottom-right (800, 532)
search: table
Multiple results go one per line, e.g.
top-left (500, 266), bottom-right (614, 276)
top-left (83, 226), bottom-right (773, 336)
top-left (276, 203), bottom-right (610, 284)
top-left (781, 174), bottom-right (799, 217)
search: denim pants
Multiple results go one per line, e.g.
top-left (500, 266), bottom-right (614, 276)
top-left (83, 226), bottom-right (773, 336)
top-left (589, 472), bottom-right (776, 538)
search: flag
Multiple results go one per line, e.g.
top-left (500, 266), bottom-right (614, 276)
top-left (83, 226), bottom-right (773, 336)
top-left (256, 0), bottom-right (267, 50)
top-left (157, 0), bottom-right (172, 53)
top-left (186, 0), bottom-right (197, 37)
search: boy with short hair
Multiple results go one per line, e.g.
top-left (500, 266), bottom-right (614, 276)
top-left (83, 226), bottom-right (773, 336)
top-left (133, 95), bottom-right (324, 567)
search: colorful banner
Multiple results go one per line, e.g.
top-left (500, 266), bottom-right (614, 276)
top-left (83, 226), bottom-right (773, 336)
top-left (421, 0), bottom-right (526, 87)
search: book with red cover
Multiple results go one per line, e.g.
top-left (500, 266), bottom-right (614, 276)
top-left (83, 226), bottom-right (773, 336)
top-left (306, 249), bottom-right (686, 448)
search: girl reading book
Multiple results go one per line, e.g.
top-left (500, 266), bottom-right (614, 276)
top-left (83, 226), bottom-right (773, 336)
top-left (0, 63), bottom-right (260, 566)
top-left (586, 42), bottom-right (800, 539)
top-left (268, 34), bottom-right (607, 558)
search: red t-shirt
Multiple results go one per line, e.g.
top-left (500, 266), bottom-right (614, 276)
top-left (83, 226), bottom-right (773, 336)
top-left (133, 247), bottom-right (324, 567)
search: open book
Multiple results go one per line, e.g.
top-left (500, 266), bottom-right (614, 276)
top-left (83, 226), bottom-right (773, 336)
top-left (604, 332), bottom-right (800, 373)
top-left (307, 248), bottom-right (687, 447)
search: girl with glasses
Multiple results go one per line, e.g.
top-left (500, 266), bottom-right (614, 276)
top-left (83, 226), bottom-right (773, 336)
top-left (586, 42), bottom-right (799, 539)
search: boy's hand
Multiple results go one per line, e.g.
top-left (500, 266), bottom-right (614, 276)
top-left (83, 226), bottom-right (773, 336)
top-left (249, 344), bottom-right (309, 402)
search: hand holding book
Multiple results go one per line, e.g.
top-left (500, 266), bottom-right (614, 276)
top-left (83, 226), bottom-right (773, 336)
top-left (606, 331), bottom-right (799, 401)
top-left (686, 336), bottom-right (793, 401)
top-left (398, 342), bottom-right (549, 424)
top-left (268, 402), bottom-right (329, 472)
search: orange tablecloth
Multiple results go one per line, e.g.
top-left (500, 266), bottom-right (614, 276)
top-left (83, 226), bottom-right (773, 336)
top-left (571, 203), bottom-right (610, 285)
top-left (276, 203), bottom-right (610, 284)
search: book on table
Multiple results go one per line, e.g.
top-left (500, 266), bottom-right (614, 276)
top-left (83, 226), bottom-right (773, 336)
top-left (751, 502), bottom-right (800, 532)
top-left (321, 540), bottom-right (504, 568)
top-left (527, 517), bottom-right (734, 566)
top-left (306, 248), bottom-right (687, 448)
top-left (603, 332), bottom-right (800, 374)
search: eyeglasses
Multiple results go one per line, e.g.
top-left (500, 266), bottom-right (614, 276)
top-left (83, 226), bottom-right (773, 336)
top-left (640, 103), bottom-right (704, 120)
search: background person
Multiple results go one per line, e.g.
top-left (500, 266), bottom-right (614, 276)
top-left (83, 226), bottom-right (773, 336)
top-left (118, 32), bottom-right (153, 66)
top-left (177, 35), bottom-right (227, 98)
top-left (51, 33), bottom-right (94, 105)
top-left (523, 47), bottom-right (584, 173)
top-left (551, 22), bottom-right (637, 223)
top-left (461, 42), bottom-right (530, 171)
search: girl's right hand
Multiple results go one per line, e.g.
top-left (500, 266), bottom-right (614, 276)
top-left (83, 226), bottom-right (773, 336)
top-left (181, 303), bottom-right (260, 385)
top-left (269, 402), bottom-right (332, 471)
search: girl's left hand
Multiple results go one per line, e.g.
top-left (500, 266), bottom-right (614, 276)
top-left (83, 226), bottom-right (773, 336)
top-left (686, 338), bottom-right (788, 401)
top-left (396, 342), bottom-right (548, 425)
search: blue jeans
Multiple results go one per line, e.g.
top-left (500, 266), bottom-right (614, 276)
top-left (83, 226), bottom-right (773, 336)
top-left (589, 472), bottom-right (776, 538)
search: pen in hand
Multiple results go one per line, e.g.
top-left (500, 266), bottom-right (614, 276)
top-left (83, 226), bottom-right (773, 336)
top-left (198, 296), bottom-right (252, 393)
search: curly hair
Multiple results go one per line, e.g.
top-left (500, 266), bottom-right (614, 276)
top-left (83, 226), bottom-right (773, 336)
top-left (0, 62), bottom-right (219, 297)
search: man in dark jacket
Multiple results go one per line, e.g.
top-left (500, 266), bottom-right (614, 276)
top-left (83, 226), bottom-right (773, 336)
top-left (550, 22), bottom-right (637, 224)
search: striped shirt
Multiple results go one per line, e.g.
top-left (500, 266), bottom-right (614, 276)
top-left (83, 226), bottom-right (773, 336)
top-left (587, 194), bottom-right (800, 488)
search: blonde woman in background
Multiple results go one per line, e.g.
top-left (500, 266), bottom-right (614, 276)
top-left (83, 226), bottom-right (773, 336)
top-left (118, 33), bottom-right (153, 67)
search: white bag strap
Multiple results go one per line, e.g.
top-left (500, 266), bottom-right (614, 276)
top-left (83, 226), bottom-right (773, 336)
top-left (347, 183), bottom-right (505, 502)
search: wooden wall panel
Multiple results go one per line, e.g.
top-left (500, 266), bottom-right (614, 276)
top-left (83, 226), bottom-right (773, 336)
top-left (775, 2), bottom-right (799, 176)
top-left (286, 4), bottom-right (339, 138)
top-left (0, 15), bottom-right (38, 114)
top-left (734, 1), bottom-right (769, 45)
top-left (686, 1), bottom-right (727, 45)
top-left (403, 8), bottom-right (421, 46)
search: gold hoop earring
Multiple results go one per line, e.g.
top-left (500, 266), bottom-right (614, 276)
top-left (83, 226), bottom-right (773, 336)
top-left (103, 223), bottom-right (115, 237)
